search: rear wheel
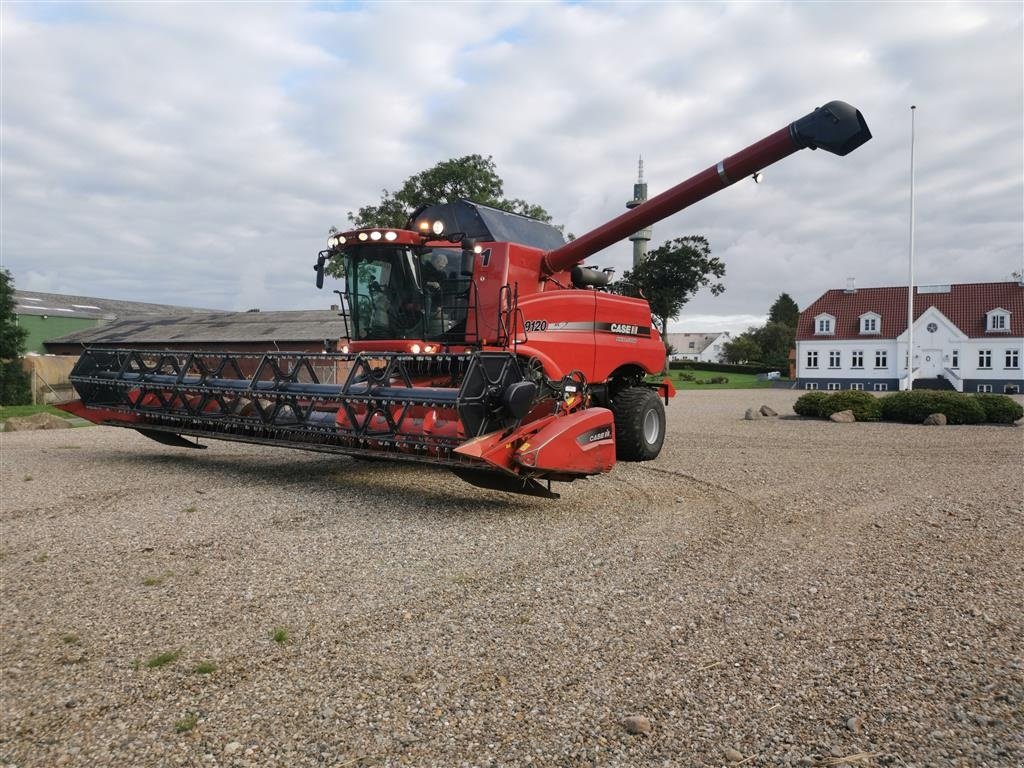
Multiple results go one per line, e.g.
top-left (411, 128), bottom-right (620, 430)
top-left (612, 387), bottom-right (666, 461)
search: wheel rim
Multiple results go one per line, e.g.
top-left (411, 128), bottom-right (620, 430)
top-left (643, 408), bottom-right (660, 444)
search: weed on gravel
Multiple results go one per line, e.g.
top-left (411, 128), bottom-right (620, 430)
top-left (174, 714), bottom-right (198, 733)
top-left (145, 650), bottom-right (181, 669)
top-left (193, 661), bottom-right (217, 674)
top-left (271, 627), bottom-right (289, 644)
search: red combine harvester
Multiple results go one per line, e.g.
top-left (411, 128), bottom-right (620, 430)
top-left (62, 101), bottom-right (871, 497)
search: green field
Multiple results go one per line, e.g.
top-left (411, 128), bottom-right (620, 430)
top-left (652, 369), bottom-right (788, 390)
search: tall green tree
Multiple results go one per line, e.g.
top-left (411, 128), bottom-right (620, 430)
top-left (722, 335), bottom-right (762, 364)
top-left (768, 292), bottom-right (800, 328)
top-left (347, 154), bottom-right (554, 229)
top-left (0, 269), bottom-right (32, 405)
top-left (722, 292), bottom-right (800, 369)
top-left (621, 235), bottom-right (725, 338)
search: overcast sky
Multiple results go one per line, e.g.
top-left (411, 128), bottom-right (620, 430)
top-left (3, 1), bottom-right (1021, 333)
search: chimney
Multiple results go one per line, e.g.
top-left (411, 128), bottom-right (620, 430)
top-left (844, 277), bottom-right (857, 294)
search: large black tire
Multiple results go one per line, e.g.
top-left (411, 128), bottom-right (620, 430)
top-left (611, 387), bottom-right (666, 461)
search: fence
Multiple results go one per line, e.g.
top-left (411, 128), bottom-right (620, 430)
top-left (21, 356), bottom-right (79, 405)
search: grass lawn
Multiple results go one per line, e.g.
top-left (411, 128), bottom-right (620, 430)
top-left (652, 368), bottom-right (790, 390)
top-left (0, 404), bottom-right (76, 422)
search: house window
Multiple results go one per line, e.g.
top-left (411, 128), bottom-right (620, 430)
top-left (1005, 384), bottom-right (1021, 394)
top-left (827, 382), bottom-right (841, 391)
top-left (874, 350), bottom-right (887, 368)
top-left (829, 351), bottom-right (841, 368)
top-left (978, 384), bottom-right (993, 393)
top-left (873, 383), bottom-right (888, 391)
top-left (979, 349), bottom-right (992, 369)
top-left (815, 317), bottom-right (833, 335)
top-left (688, 341), bottom-right (695, 348)
top-left (951, 350), bottom-right (959, 369)
top-left (861, 317), bottom-right (878, 333)
top-left (988, 313), bottom-right (1009, 331)
top-left (807, 351), bottom-right (818, 368)
top-left (804, 382), bottom-right (819, 390)
top-left (851, 351), bottom-right (864, 368)
top-left (851, 383), bottom-right (865, 390)
top-left (1006, 349), bottom-right (1020, 369)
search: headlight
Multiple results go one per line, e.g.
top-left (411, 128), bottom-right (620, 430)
top-left (410, 343), bottom-right (422, 354)
top-left (384, 231), bottom-right (398, 241)
top-left (369, 231), bottom-right (382, 241)
top-left (357, 232), bottom-right (369, 241)
top-left (431, 220), bottom-right (445, 235)
top-left (340, 344), bottom-right (350, 354)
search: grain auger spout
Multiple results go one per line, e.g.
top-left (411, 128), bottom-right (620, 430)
top-left (62, 100), bottom-right (871, 498)
top-left (541, 100), bottom-right (871, 276)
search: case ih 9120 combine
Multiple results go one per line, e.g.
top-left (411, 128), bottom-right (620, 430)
top-left (63, 101), bottom-right (871, 497)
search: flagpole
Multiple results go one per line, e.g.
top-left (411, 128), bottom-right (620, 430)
top-left (906, 105), bottom-right (916, 390)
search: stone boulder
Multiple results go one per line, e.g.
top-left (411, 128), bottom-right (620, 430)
top-left (744, 407), bottom-right (763, 420)
top-left (923, 412), bottom-right (947, 426)
top-left (621, 715), bottom-right (652, 735)
top-left (3, 412), bottom-right (73, 431)
top-left (759, 404), bottom-right (778, 417)
top-left (829, 409), bottom-right (856, 423)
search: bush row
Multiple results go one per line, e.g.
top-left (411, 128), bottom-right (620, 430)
top-left (793, 390), bottom-right (1023, 425)
top-left (669, 361), bottom-right (780, 375)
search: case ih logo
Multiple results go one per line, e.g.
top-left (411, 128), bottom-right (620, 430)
top-left (598, 322), bottom-right (651, 337)
top-left (576, 426), bottom-right (612, 445)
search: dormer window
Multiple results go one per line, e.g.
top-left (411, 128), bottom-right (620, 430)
top-left (986, 308), bottom-right (1010, 332)
top-left (814, 313), bottom-right (835, 335)
top-left (859, 312), bottom-right (881, 334)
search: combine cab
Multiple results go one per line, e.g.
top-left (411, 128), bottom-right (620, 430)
top-left (62, 101), bottom-right (872, 496)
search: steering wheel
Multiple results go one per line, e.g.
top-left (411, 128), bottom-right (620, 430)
top-left (389, 296), bottom-right (424, 332)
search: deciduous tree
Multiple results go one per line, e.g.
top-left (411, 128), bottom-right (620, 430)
top-left (347, 154), bottom-right (554, 229)
top-left (621, 235), bottom-right (725, 339)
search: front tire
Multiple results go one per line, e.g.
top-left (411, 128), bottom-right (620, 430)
top-left (611, 387), bottom-right (666, 461)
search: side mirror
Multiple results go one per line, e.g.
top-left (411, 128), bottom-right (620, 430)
top-left (314, 252), bottom-right (327, 289)
top-left (460, 237), bottom-right (477, 277)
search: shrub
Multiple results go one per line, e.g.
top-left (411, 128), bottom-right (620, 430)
top-left (793, 390), bottom-right (880, 421)
top-left (676, 372), bottom-right (695, 381)
top-left (695, 376), bottom-right (729, 385)
top-left (793, 391), bottom-right (831, 418)
top-left (975, 394), bottom-right (1024, 424)
top-left (826, 390), bottom-right (882, 421)
top-left (0, 361), bottom-right (32, 406)
top-left (879, 391), bottom-right (986, 425)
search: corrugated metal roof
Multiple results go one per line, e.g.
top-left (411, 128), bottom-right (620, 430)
top-left (14, 290), bottom-right (219, 320)
top-left (45, 310), bottom-right (349, 345)
top-left (797, 281), bottom-right (1024, 340)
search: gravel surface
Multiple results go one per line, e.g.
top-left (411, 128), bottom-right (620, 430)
top-left (1, 389), bottom-right (1022, 767)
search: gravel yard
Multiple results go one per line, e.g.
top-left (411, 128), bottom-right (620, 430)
top-left (1, 389), bottom-right (1021, 767)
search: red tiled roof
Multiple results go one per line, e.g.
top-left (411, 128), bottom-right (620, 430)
top-left (796, 281), bottom-right (1024, 341)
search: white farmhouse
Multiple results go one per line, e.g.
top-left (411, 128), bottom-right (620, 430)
top-left (795, 281), bottom-right (1023, 393)
top-left (665, 332), bottom-right (731, 363)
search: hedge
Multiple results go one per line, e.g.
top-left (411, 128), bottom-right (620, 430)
top-left (669, 361), bottom-right (780, 375)
top-left (976, 394), bottom-right (1024, 424)
top-left (793, 390), bottom-right (881, 421)
top-left (878, 391), bottom-right (986, 425)
top-left (794, 390), bottom-right (1021, 425)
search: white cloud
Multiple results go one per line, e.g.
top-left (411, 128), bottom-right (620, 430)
top-left (1, 1), bottom-right (1020, 326)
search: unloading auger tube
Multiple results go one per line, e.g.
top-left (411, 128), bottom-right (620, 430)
top-left (541, 100), bottom-right (871, 274)
top-left (62, 99), bottom-right (872, 498)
